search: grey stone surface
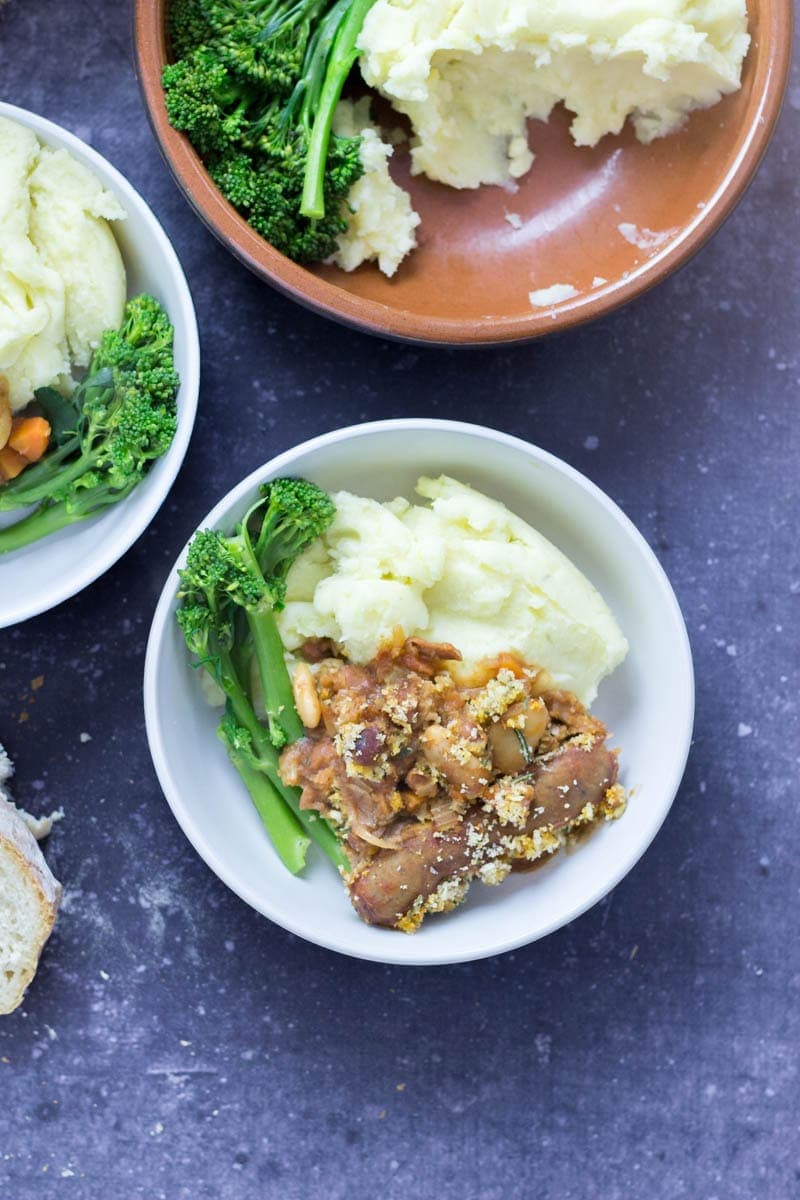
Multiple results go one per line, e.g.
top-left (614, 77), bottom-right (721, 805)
top-left (1, 4), bottom-right (798, 1197)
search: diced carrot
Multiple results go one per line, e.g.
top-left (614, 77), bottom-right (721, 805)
top-left (0, 445), bottom-right (28, 481)
top-left (8, 416), bottom-right (51, 463)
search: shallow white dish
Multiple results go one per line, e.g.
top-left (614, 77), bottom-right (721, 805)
top-left (0, 102), bottom-right (199, 628)
top-left (144, 419), bottom-right (694, 966)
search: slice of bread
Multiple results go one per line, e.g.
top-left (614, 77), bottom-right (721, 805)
top-left (0, 796), bottom-right (61, 1015)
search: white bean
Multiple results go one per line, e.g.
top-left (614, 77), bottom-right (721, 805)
top-left (292, 662), bottom-right (322, 729)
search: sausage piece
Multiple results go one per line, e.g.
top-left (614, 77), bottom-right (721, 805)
top-left (419, 724), bottom-right (488, 800)
top-left (529, 742), bottom-right (618, 829)
top-left (349, 738), bottom-right (618, 928)
top-left (349, 820), bottom-right (474, 927)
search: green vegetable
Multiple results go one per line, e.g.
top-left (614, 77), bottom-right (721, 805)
top-left (176, 479), bottom-right (348, 875)
top-left (252, 476), bottom-right (336, 593)
top-left (300, 0), bottom-right (375, 221)
top-left (514, 729), bottom-right (532, 766)
top-left (162, 0), bottom-right (377, 264)
top-left (217, 708), bottom-right (310, 874)
top-left (34, 387), bottom-right (80, 446)
top-left (179, 523), bottom-right (301, 748)
top-left (0, 295), bottom-right (178, 555)
top-left (168, 0), bottom-right (215, 60)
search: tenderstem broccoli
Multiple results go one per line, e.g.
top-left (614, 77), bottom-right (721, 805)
top-left (0, 295), bottom-right (179, 555)
top-left (176, 478), bottom-right (348, 875)
top-left (163, 0), bottom-right (378, 263)
top-left (299, 0), bottom-right (375, 220)
top-left (217, 707), bottom-right (310, 875)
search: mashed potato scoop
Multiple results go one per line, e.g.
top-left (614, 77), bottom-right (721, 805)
top-left (0, 116), bottom-right (126, 412)
top-left (279, 474), bottom-right (628, 704)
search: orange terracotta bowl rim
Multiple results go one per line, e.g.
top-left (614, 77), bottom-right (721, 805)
top-left (133, 3), bottom-right (793, 346)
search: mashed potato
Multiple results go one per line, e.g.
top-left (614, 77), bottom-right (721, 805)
top-left (359, 0), bottom-right (750, 189)
top-left (331, 98), bottom-right (420, 278)
top-left (0, 117), bottom-right (126, 411)
top-left (278, 475), bottom-right (628, 705)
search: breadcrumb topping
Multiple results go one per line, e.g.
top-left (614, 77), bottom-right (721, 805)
top-left (484, 776), bottom-right (532, 828)
top-left (478, 861), bottom-right (512, 886)
top-left (468, 669), bottom-right (526, 721)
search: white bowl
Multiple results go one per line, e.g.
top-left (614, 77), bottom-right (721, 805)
top-left (144, 419), bottom-right (694, 966)
top-left (0, 102), bottom-right (199, 628)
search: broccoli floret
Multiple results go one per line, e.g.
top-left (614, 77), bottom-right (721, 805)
top-left (97, 293), bottom-right (177, 362)
top-left (296, 0), bottom-right (374, 221)
top-left (163, 52), bottom-right (252, 157)
top-left (162, 0), bottom-right (376, 264)
top-left (257, 135), bottom-right (362, 262)
top-left (181, 520), bottom-right (296, 746)
top-left (210, 139), bottom-right (360, 262)
top-left (181, 527), bottom-right (267, 612)
top-left (234, 478), bottom-right (335, 742)
top-left (0, 295), bottom-right (179, 553)
top-left (84, 295), bottom-right (178, 423)
top-left (168, 0), bottom-right (214, 59)
top-left (219, 159), bottom-right (356, 260)
top-left (252, 476), bottom-right (335, 598)
top-left (208, 152), bottom-right (260, 207)
top-left (177, 529), bottom-right (270, 728)
top-left (176, 529), bottom-right (255, 675)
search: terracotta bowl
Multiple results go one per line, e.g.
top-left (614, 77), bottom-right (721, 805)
top-left (134, 2), bottom-right (792, 345)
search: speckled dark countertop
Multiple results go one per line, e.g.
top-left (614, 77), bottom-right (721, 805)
top-left (1, 4), bottom-right (798, 1197)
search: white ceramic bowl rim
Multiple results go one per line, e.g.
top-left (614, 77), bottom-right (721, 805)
top-left (144, 418), bottom-right (695, 965)
top-left (0, 102), bottom-right (199, 627)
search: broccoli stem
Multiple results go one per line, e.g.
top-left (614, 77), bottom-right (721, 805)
top-left (0, 438), bottom-right (84, 511)
top-left (0, 471), bottom-right (140, 555)
top-left (248, 605), bottom-right (305, 746)
top-left (219, 719), bottom-right (310, 874)
top-left (0, 501), bottom-right (87, 556)
top-left (0, 367), bottom-right (118, 512)
top-left (300, 0), bottom-right (375, 220)
top-left (263, 0), bottom-right (329, 39)
top-left (216, 646), bottom-right (349, 871)
top-left (218, 648), bottom-right (262, 736)
top-left (233, 516), bottom-right (304, 745)
top-left (0, 456), bottom-right (95, 512)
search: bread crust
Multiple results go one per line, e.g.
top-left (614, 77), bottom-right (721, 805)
top-left (0, 797), bottom-right (62, 1015)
